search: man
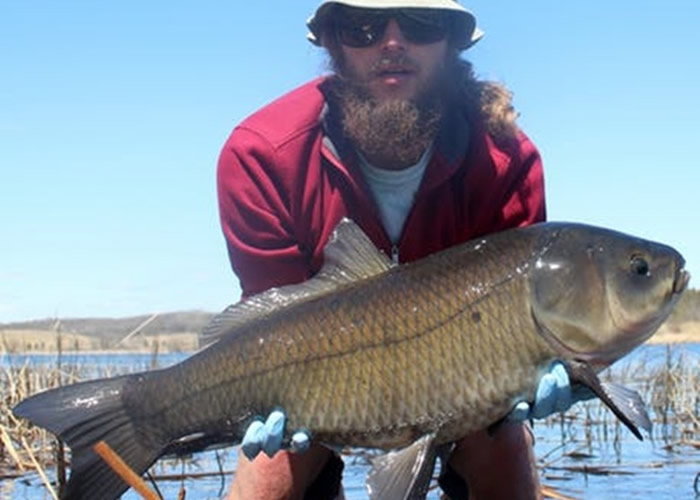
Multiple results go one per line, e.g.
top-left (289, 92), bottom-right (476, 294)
top-left (217, 1), bottom-right (579, 498)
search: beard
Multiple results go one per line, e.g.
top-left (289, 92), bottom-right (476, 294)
top-left (328, 53), bottom-right (452, 170)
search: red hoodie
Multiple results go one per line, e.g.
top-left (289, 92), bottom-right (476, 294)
top-left (217, 77), bottom-right (546, 297)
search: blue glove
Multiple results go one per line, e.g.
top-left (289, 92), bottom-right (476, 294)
top-left (241, 409), bottom-right (311, 460)
top-left (509, 361), bottom-right (594, 421)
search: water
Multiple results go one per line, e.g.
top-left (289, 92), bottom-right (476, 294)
top-left (3, 345), bottom-right (698, 499)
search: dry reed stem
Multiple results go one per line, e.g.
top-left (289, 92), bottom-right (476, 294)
top-left (20, 436), bottom-right (58, 500)
top-left (2, 360), bottom-right (75, 477)
top-left (118, 313), bottom-right (160, 346)
top-left (1, 425), bottom-right (26, 471)
top-left (149, 469), bottom-right (236, 481)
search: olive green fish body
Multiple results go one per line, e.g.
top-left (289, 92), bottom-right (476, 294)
top-left (13, 220), bottom-right (689, 500)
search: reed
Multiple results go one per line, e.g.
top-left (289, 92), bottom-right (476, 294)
top-left (0, 361), bottom-right (68, 485)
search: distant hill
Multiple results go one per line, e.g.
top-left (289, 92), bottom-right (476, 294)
top-left (0, 310), bottom-right (215, 342)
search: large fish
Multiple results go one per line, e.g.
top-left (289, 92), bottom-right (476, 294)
top-left (13, 220), bottom-right (689, 500)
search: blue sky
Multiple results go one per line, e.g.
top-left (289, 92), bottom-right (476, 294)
top-left (1, 1), bottom-right (698, 322)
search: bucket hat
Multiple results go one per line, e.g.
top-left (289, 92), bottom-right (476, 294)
top-left (307, 0), bottom-right (483, 50)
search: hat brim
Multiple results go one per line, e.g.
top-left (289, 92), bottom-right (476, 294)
top-left (307, 0), bottom-right (483, 50)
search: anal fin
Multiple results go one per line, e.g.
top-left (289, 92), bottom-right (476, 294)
top-left (367, 433), bottom-right (440, 500)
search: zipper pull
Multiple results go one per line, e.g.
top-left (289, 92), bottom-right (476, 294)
top-left (391, 245), bottom-right (399, 265)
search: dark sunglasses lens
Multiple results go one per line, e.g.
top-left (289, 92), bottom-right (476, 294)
top-left (398, 10), bottom-right (449, 44)
top-left (333, 8), bottom-right (449, 47)
top-left (336, 16), bottom-right (387, 47)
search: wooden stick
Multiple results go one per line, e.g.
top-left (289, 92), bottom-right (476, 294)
top-left (93, 440), bottom-right (159, 500)
top-left (541, 485), bottom-right (579, 500)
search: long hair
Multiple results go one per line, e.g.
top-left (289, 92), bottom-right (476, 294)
top-left (453, 58), bottom-right (520, 144)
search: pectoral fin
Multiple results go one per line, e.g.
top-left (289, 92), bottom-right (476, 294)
top-left (366, 433), bottom-right (440, 500)
top-left (599, 381), bottom-right (652, 434)
top-left (566, 360), bottom-right (652, 440)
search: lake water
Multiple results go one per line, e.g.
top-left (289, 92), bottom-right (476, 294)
top-left (2, 344), bottom-right (699, 499)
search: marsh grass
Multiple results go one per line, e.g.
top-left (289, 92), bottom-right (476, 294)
top-left (0, 360), bottom-right (83, 496)
top-left (535, 344), bottom-right (699, 487)
top-left (648, 346), bottom-right (700, 443)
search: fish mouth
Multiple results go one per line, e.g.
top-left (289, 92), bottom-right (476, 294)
top-left (601, 265), bottom-right (690, 363)
top-left (673, 268), bottom-right (690, 295)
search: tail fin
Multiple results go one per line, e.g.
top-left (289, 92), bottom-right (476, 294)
top-left (13, 374), bottom-right (162, 500)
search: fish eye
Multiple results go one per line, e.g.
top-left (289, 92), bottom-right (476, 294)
top-left (630, 255), bottom-right (650, 276)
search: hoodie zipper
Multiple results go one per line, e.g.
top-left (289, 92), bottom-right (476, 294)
top-left (391, 245), bottom-right (400, 265)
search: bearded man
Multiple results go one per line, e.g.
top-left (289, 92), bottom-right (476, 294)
top-left (217, 1), bottom-right (581, 498)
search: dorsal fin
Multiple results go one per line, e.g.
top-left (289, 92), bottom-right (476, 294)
top-left (315, 218), bottom-right (394, 283)
top-left (199, 219), bottom-right (392, 348)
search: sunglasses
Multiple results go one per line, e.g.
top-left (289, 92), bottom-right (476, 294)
top-left (332, 7), bottom-right (452, 48)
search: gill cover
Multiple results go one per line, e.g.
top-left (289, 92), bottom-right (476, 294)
top-left (529, 223), bottom-right (686, 365)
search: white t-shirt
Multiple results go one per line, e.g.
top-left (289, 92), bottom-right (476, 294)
top-left (357, 145), bottom-right (433, 245)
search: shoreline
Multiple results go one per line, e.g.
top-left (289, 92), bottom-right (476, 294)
top-left (2, 322), bottom-right (699, 356)
top-left (647, 322), bottom-right (700, 345)
top-left (1, 339), bottom-right (698, 357)
top-left (0, 348), bottom-right (192, 356)
top-left (645, 333), bottom-right (700, 344)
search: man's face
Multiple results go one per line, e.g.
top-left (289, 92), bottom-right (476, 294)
top-left (323, 8), bottom-right (456, 168)
top-left (331, 12), bottom-right (450, 102)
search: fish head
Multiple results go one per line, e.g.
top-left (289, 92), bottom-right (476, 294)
top-left (529, 223), bottom-right (690, 370)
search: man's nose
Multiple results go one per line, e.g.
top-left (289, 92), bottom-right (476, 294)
top-left (379, 19), bottom-right (406, 51)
